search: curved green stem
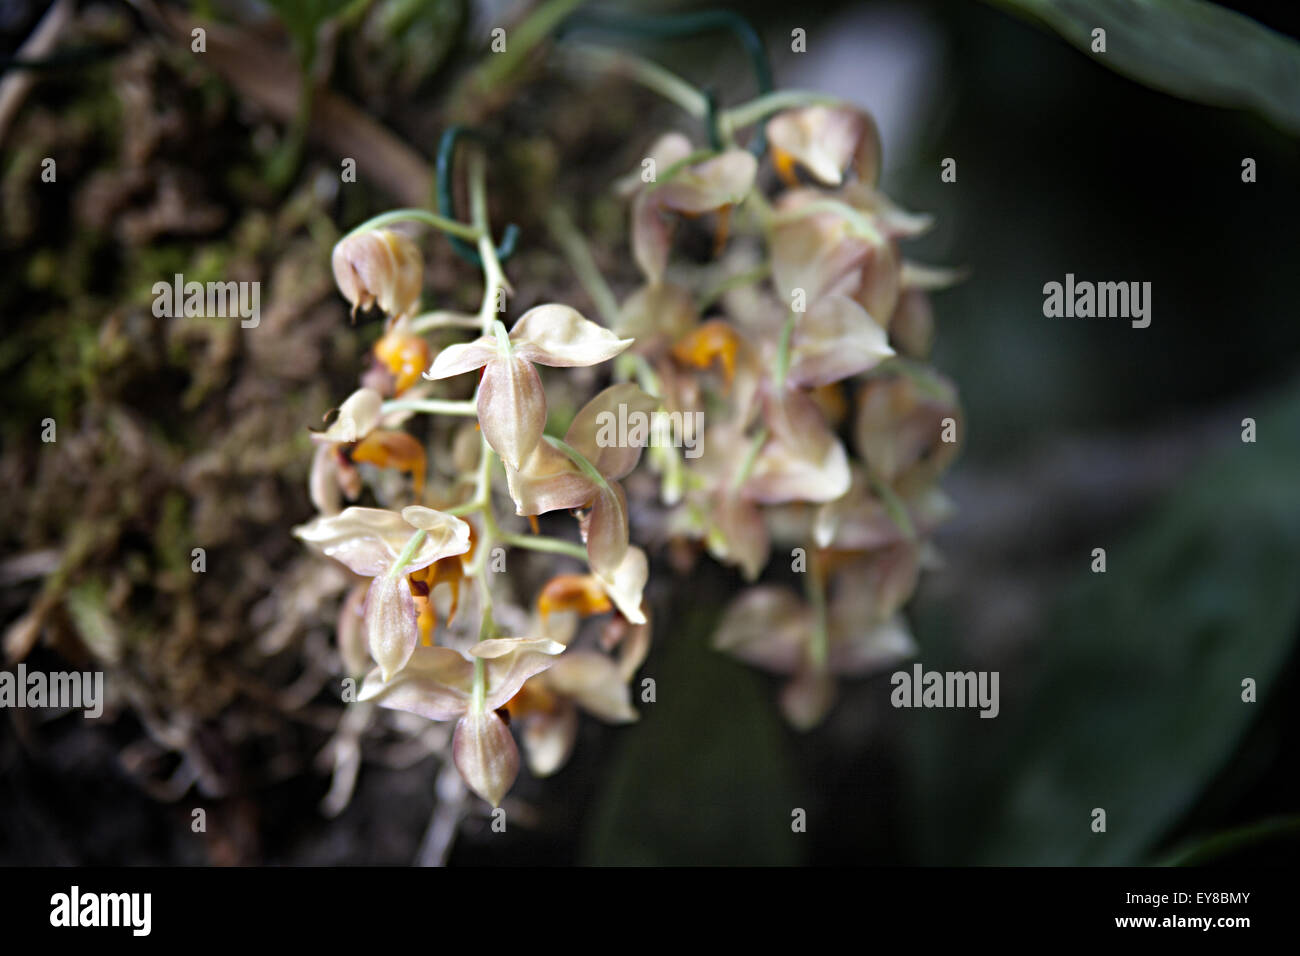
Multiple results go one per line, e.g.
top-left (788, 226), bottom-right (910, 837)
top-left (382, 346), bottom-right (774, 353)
top-left (436, 126), bottom-right (520, 267)
top-left (410, 311), bottom-right (482, 333)
top-left (731, 426), bottom-right (768, 493)
top-left (500, 534), bottom-right (589, 562)
top-left (544, 435), bottom-right (610, 492)
top-left (720, 90), bottom-right (842, 136)
top-left (558, 43), bottom-right (710, 119)
top-left (773, 311), bottom-right (797, 389)
top-left (556, 8), bottom-right (773, 155)
top-left (769, 199), bottom-right (884, 245)
top-left (344, 208), bottom-right (481, 243)
top-left (381, 399), bottom-right (478, 417)
top-left (386, 529), bottom-right (427, 582)
top-left (546, 206), bottom-right (621, 326)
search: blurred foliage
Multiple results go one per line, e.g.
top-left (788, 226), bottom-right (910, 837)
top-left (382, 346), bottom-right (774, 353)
top-left (905, 378), bottom-right (1300, 864)
top-left (987, 0), bottom-right (1300, 135)
top-left (264, 0), bottom-right (355, 66)
top-left (580, 580), bottom-right (804, 865)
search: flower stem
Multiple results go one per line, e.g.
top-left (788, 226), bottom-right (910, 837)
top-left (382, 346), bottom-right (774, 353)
top-left (410, 311), bottom-right (482, 333)
top-left (343, 208), bottom-right (482, 244)
top-left (557, 43), bottom-right (710, 119)
top-left (769, 199), bottom-right (884, 245)
top-left (720, 90), bottom-right (841, 136)
top-left (381, 399), bottom-right (478, 417)
top-left (774, 311), bottom-right (797, 389)
top-left (731, 426), bottom-right (768, 493)
top-left (500, 533), bottom-right (589, 562)
top-left (544, 435), bottom-right (610, 491)
top-left (469, 151), bottom-right (510, 334)
top-left (386, 529), bottom-right (427, 582)
top-left (546, 206), bottom-right (621, 326)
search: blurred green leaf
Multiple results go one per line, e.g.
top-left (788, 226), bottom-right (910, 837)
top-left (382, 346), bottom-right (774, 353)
top-left (988, 0), bottom-right (1300, 135)
top-left (907, 379), bottom-right (1300, 864)
top-left (264, 0), bottom-right (353, 66)
top-left (1155, 814), bottom-right (1300, 866)
top-left (581, 589), bottom-right (804, 865)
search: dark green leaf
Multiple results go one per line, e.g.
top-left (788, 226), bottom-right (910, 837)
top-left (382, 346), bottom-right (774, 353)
top-left (987, 0), bottom-right (1300, 135)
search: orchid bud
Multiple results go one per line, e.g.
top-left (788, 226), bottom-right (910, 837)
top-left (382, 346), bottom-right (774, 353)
top-left (453, 708), bottom-right (519, 808)
top-left (331, 228), bottom-right (423, 319)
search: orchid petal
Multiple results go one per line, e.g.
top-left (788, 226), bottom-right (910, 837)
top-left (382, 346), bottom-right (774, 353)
top-left (510, 304), bottom-right (633, 368)
top-left (584, 481), bottom-right (630, 581)
top-left (357, 645), bottom-right (474, 719)
top-left (477, 354), bottom-right (546, 470)
top-left (712, 586), bottom-right (811, 674)
top-left (313, 388), bottom-right (383, 444)
top-left (363, 572), bottom-right (419, 681)
top-left (453, 708), bottom-right (519, 807)
top-left (520, 704), bottom-right (579, 778)
top-left (787, 294), bottom-right (894, 387)
top-left (545, 650), bottom-right (637, 723)
top-left (425, 337), bottom-right (497, 379)
top-left (566, 383), bottom-right (661, 481)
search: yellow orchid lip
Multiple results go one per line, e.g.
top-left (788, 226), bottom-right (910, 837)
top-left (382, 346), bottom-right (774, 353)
top-left (672, 319), bottom-right (740, 387)
top-left (349, 430), bottom-right (427, 502)
top-left (536, 573), bottom-right (613, 621)
top-left (772, 146), bottom-right (800, 188)
top-left (373, 331), bottom-right (432, 394)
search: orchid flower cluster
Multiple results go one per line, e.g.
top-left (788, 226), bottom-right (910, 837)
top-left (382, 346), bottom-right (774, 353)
top-left (295, 96), bottom-right (960, 811)
top-left (614, 102), bottom-right (963, 730)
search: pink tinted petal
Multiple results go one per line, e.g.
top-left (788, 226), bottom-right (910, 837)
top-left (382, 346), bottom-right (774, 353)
top-left (363, 573), bottom-right (419, 680)
top-left (453, 709), bottom-right (520, 807)
top-left (337, 583), bottom-right (370, 677)
top-left (504, 439), bottom-right (597, 515)
top-left (787, 294), bottom-right (894, 388)
top-left (521, 704), bottom-right (579, 778)
top-left (828, 614), bottom-right (916, 678)
top-left (780, 669), bottom-right (837, 731)
top-left (745, 389), bottom-right (850, 504)
top-left (309, 443), bottom-right (342, 515)
top-left (545, 650), bottom-right (637, 723)
top-left (656, 150), bottom-right (757, 212)
top-left (313, 388), bottom-right (383, 444)
top-left (425, 337), bottom-right (497, 379)
top-left (706, 492), bottom-right (770, 582)
top-left (356, 646), bottom-right (474, 719)
top-left (852, 240), bottom-right (901, 329)
top-left (584, 481), bottom-right (630, 580)
top-left (597, 545), bottom-right (648, 626)
top-left (471, 637), bottom-right (566, 712)
top-left (477, 355), bottom-right (546, 470)
top-left (632, 191), bottom-right (672, 284)
top-left (509, 305), bottom-right (633, 368)
top-left (566, 383), bottom-right (661, 481)
top-left (712, 586), bottom-right (811, 674)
